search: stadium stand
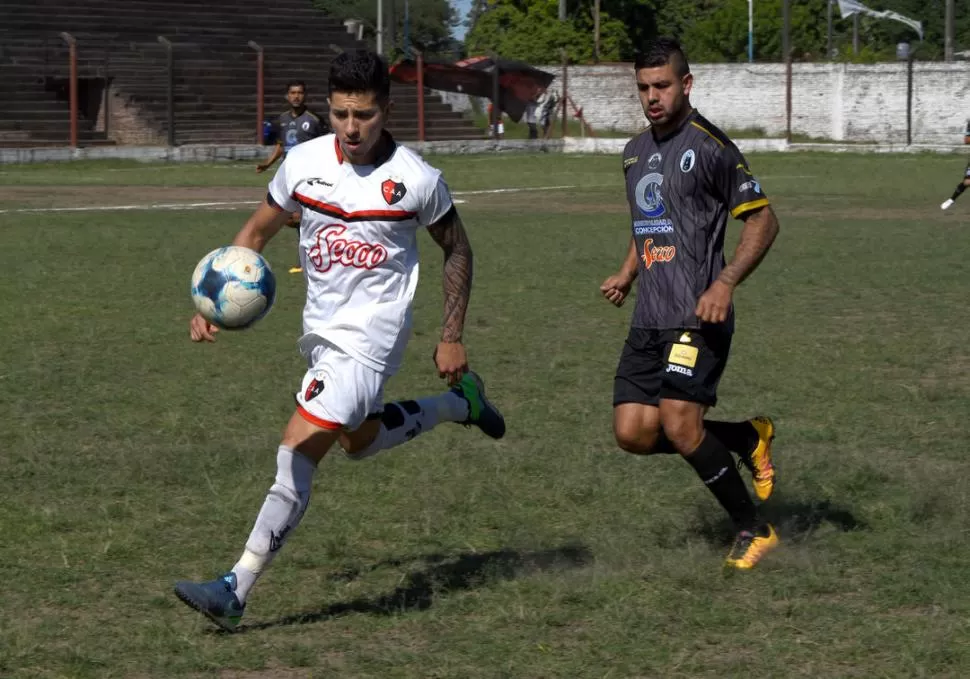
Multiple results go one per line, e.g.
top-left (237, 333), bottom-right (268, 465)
top-left (0, 0), bottom-right (481, 147)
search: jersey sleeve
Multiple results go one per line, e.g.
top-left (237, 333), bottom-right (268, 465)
top-left (713, 143), bottom-right (770, 219)
top-left (267, 158), bottom-right (300, 212)
top-left (417, 175), bottom-right (454, 227)
top-left (621, 141), bottom-right (638, 175)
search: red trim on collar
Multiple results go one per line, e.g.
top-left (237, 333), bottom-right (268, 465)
top-left (332, 131), bottom-right (397, 167)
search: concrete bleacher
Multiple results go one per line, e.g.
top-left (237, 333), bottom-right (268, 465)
top-left (0, 0), bottom-right (483, 147)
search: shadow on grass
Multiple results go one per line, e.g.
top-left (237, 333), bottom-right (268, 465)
top-left (687, 497), bottom-right (867, 548)
top-left (234, 544), bottom-right (592, 633)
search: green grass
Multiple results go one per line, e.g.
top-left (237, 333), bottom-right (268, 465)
top-left (2, 151), bottom-right (970, 678)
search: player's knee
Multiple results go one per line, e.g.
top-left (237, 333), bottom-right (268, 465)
top-left (339, 436), bottom-right (370, 458)
top-left (659, 415), bottom-right (704, 454)
top-left (338, 419), bottom-right (383, 460)
top-left (613, 420), bottom-right (662, 455)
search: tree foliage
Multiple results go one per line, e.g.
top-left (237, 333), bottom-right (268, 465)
top-left (465, 0), bottom-right (630, 62)
top-left (464, 0), bottom-right (970, 64)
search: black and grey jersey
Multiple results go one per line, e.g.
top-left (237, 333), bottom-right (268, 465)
top-left (278, 109), bottom-right (327, 154)
top-left (622, 110), bottom-right (770, 331)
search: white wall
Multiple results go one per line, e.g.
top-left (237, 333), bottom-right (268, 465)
top-left (435, 62), bottom-right (970, 143)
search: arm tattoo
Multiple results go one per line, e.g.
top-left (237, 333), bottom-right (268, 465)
top-left (717, 206), bottom-right (779, 288)
top-left (427, 207), bottom-right (473, 343)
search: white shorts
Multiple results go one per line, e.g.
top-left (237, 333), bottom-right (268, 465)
top-left (295, 342), bottom-right (386, 432)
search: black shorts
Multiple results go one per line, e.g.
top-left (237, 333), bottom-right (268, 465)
top-left (613, 326), bottom-right (732, 407)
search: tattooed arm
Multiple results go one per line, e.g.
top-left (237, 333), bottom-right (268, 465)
top-left (717, 205), bottom-right (780, 288)
top-left (695, 205), bottom-right (779, 323)
top-left (426, 206), bottom-right (474, 384)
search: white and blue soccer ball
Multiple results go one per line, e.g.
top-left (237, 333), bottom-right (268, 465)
top-left (190, 246), bottom-right (276, 330)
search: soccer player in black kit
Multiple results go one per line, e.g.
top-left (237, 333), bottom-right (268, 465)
top-left (257, 81), bottom-right (328, 273)
top-left (600, 37), bottom-right (782, 569)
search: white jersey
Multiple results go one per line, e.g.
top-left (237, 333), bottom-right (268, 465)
top-left (268, 133), bottom-right (453, 374)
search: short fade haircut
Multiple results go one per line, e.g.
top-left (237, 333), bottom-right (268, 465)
top-left (634, 37), bottom-right (690, 78)
top-left (286, 80), bottom-right (307, 92)
top-left (328, 50), bottom-right (390, 104)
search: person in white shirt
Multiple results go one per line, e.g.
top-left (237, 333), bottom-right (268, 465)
top-left (173, 50), bottom-right (506, 631)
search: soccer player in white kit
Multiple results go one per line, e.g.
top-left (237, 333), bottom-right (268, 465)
top-left (174, 50), bottom-right (506, 631)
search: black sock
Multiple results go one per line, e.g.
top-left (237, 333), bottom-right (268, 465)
top-left (703, 420), bottom-right (758, 457)
top-left (684, 432), bottom-right (759, 531)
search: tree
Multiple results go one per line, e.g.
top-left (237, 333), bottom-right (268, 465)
top-left (465, 0), bottom-right (631, 63)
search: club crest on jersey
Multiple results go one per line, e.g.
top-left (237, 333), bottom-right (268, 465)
top-left (304, 377), bottom-right (325, 401)
top-left (635, 172), bottom-right (665, 218)
top-left (382, 178), bottom-right (407, 205)
top-left (680, 149), bottom-right (696, 173)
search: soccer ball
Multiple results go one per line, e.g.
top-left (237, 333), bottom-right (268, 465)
top-left (190, 246), bottom-right (276, 330)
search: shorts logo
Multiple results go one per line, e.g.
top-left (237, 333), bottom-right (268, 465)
top-left (381, 179), bottom-right (407, 205)
top-left (665, 364), bottom-right (694, 377)
top-left (635, 172), bottom-right (665, 218)
top-left (308, 224), bottom-right (388, 273)
top-left (680, 149), bottom-right (695, 173)
top-left (304, 377), bottom-right (325, 401)
top-left (668, 343), bottom-right (698, 368)
top-left (641, 238), bottom-right (676, 269)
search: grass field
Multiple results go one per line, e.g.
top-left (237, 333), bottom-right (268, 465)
top-left (1, 150), bottom-right (969, 678)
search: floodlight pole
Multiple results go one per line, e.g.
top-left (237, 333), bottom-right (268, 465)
top-left (826, 0), bottom-right (833, 59)
top-left (593, 0), bottom-right (600, 63)
top-left (748, 0), bottom-right (753, 63)
top-left (782, 0), bottom-right (790, 63)
top-left (158, 36), bottom-right (175, 147)
top-left (944, 0), bottom-right (954, 62)
top-left (249, 41), bottom-right (264, 145)
top-left (376, 0), bottom-right (383, 54)
top-left (59, 32), bottom-right (78, 148)
top-left (416, 50), bottom-right (425, 141)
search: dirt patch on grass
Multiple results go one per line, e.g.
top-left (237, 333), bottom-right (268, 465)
top-left (465, 191), bottom-right (627, 215)
top-left (0, 185), bottom-right (261, 209)
top-left (777, 205), bottom-right (951, 222)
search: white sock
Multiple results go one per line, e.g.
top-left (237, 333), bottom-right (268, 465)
top-left (230, 445), bottom-right (316, 603)
top-left (345, 392), bottom-right (469, 461)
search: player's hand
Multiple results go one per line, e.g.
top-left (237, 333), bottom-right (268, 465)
top-left (695, 280), bottom-right (734, 324)
top-left (189, 313), bottom-right (220, 342)
top-left (255, 163), bottom-right (268, 174)
top-left (600, 271), bottom-right (635, 307)
top-left (433, 342), bottom-right (468, 386)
